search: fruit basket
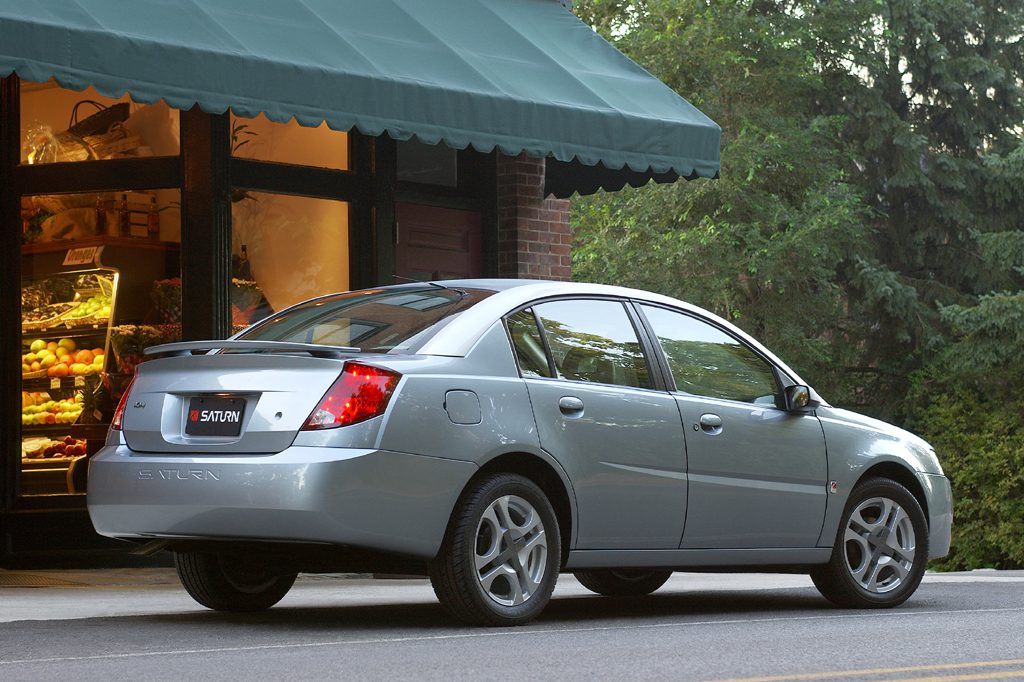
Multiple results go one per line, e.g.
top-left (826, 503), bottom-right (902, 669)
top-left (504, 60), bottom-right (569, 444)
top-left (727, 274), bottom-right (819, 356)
top-left (57, 292), bottom-right (112, 328)
top-left (23, 302), bottom-right (81, 331)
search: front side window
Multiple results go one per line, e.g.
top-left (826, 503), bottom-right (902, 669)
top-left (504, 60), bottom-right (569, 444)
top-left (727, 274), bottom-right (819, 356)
top-left (640, 305), bottom-right (778, 404)
top-left (239, 287), bottom-right (492, 354)
top-left (533, 299), bottom-right (652, 389)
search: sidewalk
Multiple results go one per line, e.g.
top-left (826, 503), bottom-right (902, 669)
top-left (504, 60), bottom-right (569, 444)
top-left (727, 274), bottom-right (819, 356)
top-left (1, 568), bottom-right (1021, 624)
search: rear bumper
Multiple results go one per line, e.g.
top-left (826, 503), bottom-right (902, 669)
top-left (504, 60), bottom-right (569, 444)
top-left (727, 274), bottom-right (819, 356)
top-left (86, 443), bottom-right (477, 559)
top-left (919, 472), bottom-right (953, 560)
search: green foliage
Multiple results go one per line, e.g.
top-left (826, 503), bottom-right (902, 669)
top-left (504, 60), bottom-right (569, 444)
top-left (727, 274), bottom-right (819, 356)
top-left (573, 0), bottom-right (1024, 567)
top-left (908, 366), bottom-right (1024, 569)
top-left (905, 289), bottom-right (1024, 568)
top-left (573, 0), bottom-right (1024, 411)
top-left (573, 0), bottom-right (874, 403)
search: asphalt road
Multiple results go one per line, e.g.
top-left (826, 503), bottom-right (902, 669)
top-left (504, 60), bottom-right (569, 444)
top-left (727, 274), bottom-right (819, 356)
top-left (2, 572), bottom-right (1023, 681)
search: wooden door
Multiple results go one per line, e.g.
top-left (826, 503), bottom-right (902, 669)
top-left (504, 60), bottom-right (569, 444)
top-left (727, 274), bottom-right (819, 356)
top-left (394, 203), bottom-right (482, 281)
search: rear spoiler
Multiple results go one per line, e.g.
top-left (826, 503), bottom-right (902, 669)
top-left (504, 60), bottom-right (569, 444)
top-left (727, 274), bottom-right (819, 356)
top-left (144, 340), bottom-right (359, 359)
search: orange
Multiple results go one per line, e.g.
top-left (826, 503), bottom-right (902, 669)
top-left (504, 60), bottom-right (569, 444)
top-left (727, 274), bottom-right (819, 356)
top-left (74, 350), bottom-right (94, 364)
top-left (52, 364), bottom-right (69, 378)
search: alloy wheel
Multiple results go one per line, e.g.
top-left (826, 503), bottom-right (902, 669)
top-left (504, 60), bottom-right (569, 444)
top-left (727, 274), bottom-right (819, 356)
top-left (843, 496), bottom-right (917, 594)
top-left (474, 494), bottom-right (548, 607)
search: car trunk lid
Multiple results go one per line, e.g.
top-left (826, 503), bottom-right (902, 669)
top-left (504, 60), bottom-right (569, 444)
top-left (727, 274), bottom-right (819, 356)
top-left (120, 352), bottom-right (349, 454)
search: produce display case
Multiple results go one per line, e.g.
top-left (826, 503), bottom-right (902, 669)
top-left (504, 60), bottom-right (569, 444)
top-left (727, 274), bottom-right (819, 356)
top-left (20, 268), bottom-right (117, 495)
top-left (18, 237), bottom-right (181, 497)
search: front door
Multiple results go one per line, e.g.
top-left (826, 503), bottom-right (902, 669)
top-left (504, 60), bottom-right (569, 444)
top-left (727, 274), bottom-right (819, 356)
top-left (508, 299), bottom-right (688, 550)
top-left (637, 304), bottom-right (828, 549)
top-left (394, 203), bottom-right (481, 281)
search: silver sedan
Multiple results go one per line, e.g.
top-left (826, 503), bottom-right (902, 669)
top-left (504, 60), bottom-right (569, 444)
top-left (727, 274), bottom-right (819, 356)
top-left (88, 280), bottom-right (952, 626)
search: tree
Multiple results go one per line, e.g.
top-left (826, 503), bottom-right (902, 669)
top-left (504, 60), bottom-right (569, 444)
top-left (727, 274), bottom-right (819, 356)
top-left (572, 0), bottom-right (1024, 419)
top-left (572, 0), bottom-right (1024, 568)
top-left (810, 0), bottom-right (1024, 416)
top-left (572, 0), bottom-right (874, 400)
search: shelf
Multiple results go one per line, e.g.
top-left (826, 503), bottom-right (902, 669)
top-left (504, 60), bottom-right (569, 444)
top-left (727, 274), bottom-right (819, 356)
top-left (21, 235), bottom-right (180, 256)
top-left (22, 325), bottom-right (110, 340)
top-left (22, 424), bottom-right (78, 436)
top-left (22, 374), bottom-right (103, 392)
top-left (22, 456), bottom-right (82, 470)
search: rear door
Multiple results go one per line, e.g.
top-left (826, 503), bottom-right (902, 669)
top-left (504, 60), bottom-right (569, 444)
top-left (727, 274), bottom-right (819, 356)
top-left (507, 299), bottom-right (687, 550)
top-left (637, 304), bottom-right (827, 549)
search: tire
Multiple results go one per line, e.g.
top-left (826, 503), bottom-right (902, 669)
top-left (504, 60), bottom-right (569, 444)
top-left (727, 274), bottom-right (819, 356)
top-left (811, 477), bottom-right (929, 608)
top-left (174, 551), bottom-right (297, 612)
top-left (430, 473), bottom-right (561, 626)
top-left (574, 569), bottom-right (672, 597)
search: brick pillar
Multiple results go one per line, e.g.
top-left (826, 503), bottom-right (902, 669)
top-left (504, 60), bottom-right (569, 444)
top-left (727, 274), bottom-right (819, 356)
top-left (496, 153), bottom-right (571, 280)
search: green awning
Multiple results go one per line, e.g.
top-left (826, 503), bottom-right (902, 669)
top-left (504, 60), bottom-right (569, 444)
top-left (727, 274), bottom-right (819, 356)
top-left (0, 0), bottom-right (720, 195)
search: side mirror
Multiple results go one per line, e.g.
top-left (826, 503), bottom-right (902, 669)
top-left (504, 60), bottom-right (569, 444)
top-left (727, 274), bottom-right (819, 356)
top-left (784, 384), bottom-right (820, 412)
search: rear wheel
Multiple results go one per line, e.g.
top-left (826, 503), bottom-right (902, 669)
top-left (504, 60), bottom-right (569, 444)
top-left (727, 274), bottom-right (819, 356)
top-left (811, 478), bottom-right (928, 608)
top-left (430, 473), bottom-right (560, 626)
top-left (574, 569), bottom-right (672, 597)
top-left (174, 551), bottom-right (297, 612)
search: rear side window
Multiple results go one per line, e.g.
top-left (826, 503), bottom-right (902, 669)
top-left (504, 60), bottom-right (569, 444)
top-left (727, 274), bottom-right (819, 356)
top-left (533, 299), bottom-right (652, 389)
top-left (640, 304), bottom-right (778, 404)
top-left (506, 309), bottom-right (552, 378)
top-left (239, 287), bottom-right (493, 354)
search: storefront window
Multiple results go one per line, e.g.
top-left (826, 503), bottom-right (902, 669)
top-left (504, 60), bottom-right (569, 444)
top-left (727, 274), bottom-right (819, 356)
top-left (19, 190), bottom-right (181, 496)
top-left (230, 112), bottom-right (349, 170)
top-left (231, 192), bottom-right (349, 327)
top-left (397, 138), bottom-right (457, 186)
top-left (20, 79), bottom-right (179, 165)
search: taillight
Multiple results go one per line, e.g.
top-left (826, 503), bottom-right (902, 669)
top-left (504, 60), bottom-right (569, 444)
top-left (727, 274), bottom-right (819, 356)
top-left (110, 374), bottom-right (137, 431)
top-left (301, 362), bottom-right (400, 430)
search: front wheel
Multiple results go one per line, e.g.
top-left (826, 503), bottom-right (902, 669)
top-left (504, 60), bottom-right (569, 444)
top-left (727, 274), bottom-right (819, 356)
top-left (811, 478), bottom-right (928, 608)
top-left (430, 473), bottom-right (560, 626)
top-left (175, 551), bottom-right (297, 612)
top-left (574, 569), bottom-right (672, 597)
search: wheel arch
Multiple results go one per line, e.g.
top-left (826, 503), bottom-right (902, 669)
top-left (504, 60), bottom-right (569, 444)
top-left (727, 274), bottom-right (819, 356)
top-left (818, 456), bottom-right (932, 549)
top-left (856, 461), bottom-right (929, 521)
top-left (468, 450), bottom-right (576, 566)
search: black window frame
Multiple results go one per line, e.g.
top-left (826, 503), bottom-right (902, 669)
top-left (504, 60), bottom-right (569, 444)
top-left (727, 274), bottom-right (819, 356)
top-left (502, 296), bottom-right (668, 392)
top-left (632, 301), bottom-right (789, 407)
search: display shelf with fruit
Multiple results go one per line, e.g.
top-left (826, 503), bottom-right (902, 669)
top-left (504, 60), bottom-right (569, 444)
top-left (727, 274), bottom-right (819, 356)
top-left (20, 435), bottom-right (91, 496)
top-left (22, 301), bottom-right (81, 331)
top-left (21, 337), bottom-right (106, 381)
top-left (56, 292), bottom-right (113, 328)
top-left (21, 436), bottom-right (89, 462)
top-left (21, 390), bottom-right (85, 428)
top-left (21, 272), bottom-right (115, 331)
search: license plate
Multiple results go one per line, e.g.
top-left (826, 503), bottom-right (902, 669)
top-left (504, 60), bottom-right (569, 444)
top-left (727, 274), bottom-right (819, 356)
top-left (185, 397), bottom-right (245, 436)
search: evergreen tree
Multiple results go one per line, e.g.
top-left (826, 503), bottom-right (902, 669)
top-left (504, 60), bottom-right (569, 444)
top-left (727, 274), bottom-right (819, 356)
top-left (810, 0), bottom-right (1024, 416)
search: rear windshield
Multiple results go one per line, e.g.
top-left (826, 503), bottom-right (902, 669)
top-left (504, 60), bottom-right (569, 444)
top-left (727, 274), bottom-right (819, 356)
top-left (237, 287), bottom-right (493, 354)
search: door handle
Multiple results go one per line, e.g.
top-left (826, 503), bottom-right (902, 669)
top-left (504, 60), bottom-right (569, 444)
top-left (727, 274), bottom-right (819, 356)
top-left (697, 413), bottom-right (723, 435)
top-left (558, 396), bottom-right (585, 417)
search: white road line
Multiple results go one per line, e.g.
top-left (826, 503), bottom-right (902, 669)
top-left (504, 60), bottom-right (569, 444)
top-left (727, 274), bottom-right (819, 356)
top-left (3, 606), bottom-right (1024, 667)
